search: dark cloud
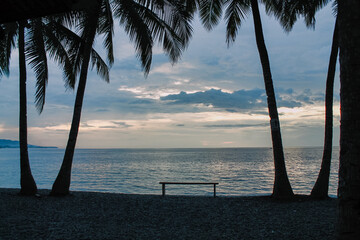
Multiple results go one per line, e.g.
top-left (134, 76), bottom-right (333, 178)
top-left (112, 121), bottom-right (132, 128)
top-left (81, 123), bottom-right (95, 128)
top-left (161, 88), bottom-right (267, 110)
top-left (160, 88), bottom-right (325, 112)
top-left (77, 85), bottom-right (329, 119)
top-left (129, 99), bottom-right (154, 104)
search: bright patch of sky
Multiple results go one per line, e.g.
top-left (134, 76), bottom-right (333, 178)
top-left (0, 4), bottom-right (339, 148)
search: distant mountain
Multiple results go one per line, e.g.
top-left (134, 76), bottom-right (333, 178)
top-left (0, 139), bottom-right (57, 148)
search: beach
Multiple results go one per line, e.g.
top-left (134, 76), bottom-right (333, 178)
top-left (1, 188), bottom-right (337, 239)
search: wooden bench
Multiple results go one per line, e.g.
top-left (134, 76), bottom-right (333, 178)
top-left (159, 182), bottom-right (219, 197)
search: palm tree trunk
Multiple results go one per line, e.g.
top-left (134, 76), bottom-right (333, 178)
top-left (310, 18), bottom-right (338, 199)
top-left (50, 8), bottom-right (99, 196)
top-left (18, 21), bottom-right (37, 195)
top-left (250, 0), bottom-right (293, 198)
top-left (337, 1), bottom-right (360, 239)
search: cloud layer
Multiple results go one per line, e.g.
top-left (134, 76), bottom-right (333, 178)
top-left (0, 5), bottom-right (339, 148)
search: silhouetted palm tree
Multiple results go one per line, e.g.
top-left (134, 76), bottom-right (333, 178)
top-left (311, 16), bottom-right (338, 199)
top-left (0, 18), bottom-right (74, 195)
top-left (50, 0), bottom-right (193, 195)
top-left (50, 0), bottom-right (114, 196)
top-left (197, 0), bottom-right (293, 197)
top-left (337, 1), bottom-right (360, 238)
top-left (264, 0), bottom-right (337, 199)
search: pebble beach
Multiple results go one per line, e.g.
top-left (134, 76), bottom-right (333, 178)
top-left (0, 188), bottom-right (337, 239)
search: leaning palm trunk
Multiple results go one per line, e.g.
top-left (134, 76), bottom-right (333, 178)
top-left (310, 18), bottom-right (338, 199)
top-left (250, 0), bottom-right (293, 198)
top-left (50, 10), bottom-right (99, 196)
top-left (18, 21), bottom-right (38, 195)
top-left (337, 0), bottom-right (360, 239)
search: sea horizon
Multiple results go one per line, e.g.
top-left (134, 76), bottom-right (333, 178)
top-left (34, 145), bottom-right (340, 150)
top-left (0, 147), bottom-right (339, 197)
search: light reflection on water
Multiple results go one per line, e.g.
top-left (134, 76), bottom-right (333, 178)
top-left (0, 147), bottom-right (339, 197)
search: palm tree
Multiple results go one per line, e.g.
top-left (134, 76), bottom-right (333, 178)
top-left (198, 0), bottom-right (293, 198)
top-left (311, 16), bottom-right (338, 199)
top-left (264, 0), bottom-right (337, 199)
top-left (1, 18), bottom-right (75, 196)
top-left (50, 0), bottom-right (113, 196)
top-left (337, 1), bottom-right (360, 238)
top-left (50, 0), bottom-right (193, 196)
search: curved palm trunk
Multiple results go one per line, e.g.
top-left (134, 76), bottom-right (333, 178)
top-left (18, 21), bottom-right (37, 195)
top-left (337, 1), bottom-right (360, 239)
top-left (50, 8), bottom-right (99, 196)
top-left (250, 0), bottom-right (293, 198)
top-left (310, 18), bottom-right (338, 199)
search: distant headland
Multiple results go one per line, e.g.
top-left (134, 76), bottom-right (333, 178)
top-left (0, 139), bottom-right (57, 149)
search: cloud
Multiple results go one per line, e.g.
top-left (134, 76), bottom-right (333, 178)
top-left (0, 5), bottom-right (340, 148)
top-left (204, 123), bottom-right (268, 128)
top-left (161, 88), bottom-right (265, 110)
top-left (150, 62), bottom-right (196, 75)
top-left (118, 85), bottom-right (181, 100)
top-left (160, 88), bottom-right (323, 112)
top-left (112, 121), bottom-right (132, 128)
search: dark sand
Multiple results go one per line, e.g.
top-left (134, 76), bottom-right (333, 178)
top-left (0, 188), bottom-right (337, 239)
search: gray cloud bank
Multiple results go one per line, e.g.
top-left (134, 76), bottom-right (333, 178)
top-left (160, 88), bottom-right (326, 112)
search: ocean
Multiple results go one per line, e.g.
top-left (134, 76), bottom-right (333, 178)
top-left (0, 147), bottom-right (339, 197)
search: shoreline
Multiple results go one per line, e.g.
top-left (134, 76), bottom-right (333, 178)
top-left (1, 188), bottom-right (338, 239)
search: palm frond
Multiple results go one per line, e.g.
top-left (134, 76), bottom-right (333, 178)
top-left (98, 0), bottom-right (114, 66)
top-left (304, 0), bottom-right (331, 28)
top-left (0, 25), bottom-right (8, 78)
top-left (332, 1), bottom-right (338, 17)
top-left (43, 20), bottom-right (76, 90)
top-left (198, 0), bottom-right (224, 30)
top-left (224, 0), bottom-right (250, 45)
top-left (48, 15), bottom-right (110, 83)
top-left (90, 48), bottom-right (110, 82)
top-left (57, 11), bottom-right (84, 29)
top-left (0, 23), bottom-right (18, 78)
top-left (26, 18), bottom-right (48, 113)
top-left (164, 0), bottom-right (195, 48)
top-left (49, 21), bottom-right (84, 80)
top-left (134, 1), bottom-right (187, 63)
top-left (142, 0), bottom-right (195, 46)
top-left (262, 0), bottom-right (331, 31)
top-left (262, 0), bottom-right (298, 31)
top-left (113, 0), bottom-right (153, 74)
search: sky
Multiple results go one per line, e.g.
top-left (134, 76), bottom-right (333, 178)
top-left (0, 4), bottom-right (339, 148)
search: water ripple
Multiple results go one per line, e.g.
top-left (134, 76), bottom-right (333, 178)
top-left (0, 147), bottom-right (339, 197)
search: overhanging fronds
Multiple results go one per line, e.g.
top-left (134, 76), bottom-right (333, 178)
top-left (26, 18), bottom-right (48, 113)
top-left (113, 0), bottom-right (153, 74)
top-left (262, 0), bottom-right (331, 31)
top-left (43, 19), bottom-right (76, 90)
top-left (199, 0), bottom-right (224, 30)
top-left (224, 0), bottom-right (250, 45)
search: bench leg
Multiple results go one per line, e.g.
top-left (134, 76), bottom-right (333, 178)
top-left (162, 183), bottom-right (166, 196)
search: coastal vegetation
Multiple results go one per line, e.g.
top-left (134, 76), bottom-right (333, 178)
top-left (1, 18), bottom-right (75, 195)
top-left (193, 0), bottom-right (294, 198)
top-left (50, 0), bottom-right (115, 196)
top-left (1, 0), bottom-right (360, 238)
top-left (0, 139), bottom-right (57, 148)
top-left (50, 0), bottom-right (193, 196)
top-left (264, 0), bottom-right (338, 199)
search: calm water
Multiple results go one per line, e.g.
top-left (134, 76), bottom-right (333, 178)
top-left (0, 147), bottom-right (339, 197)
